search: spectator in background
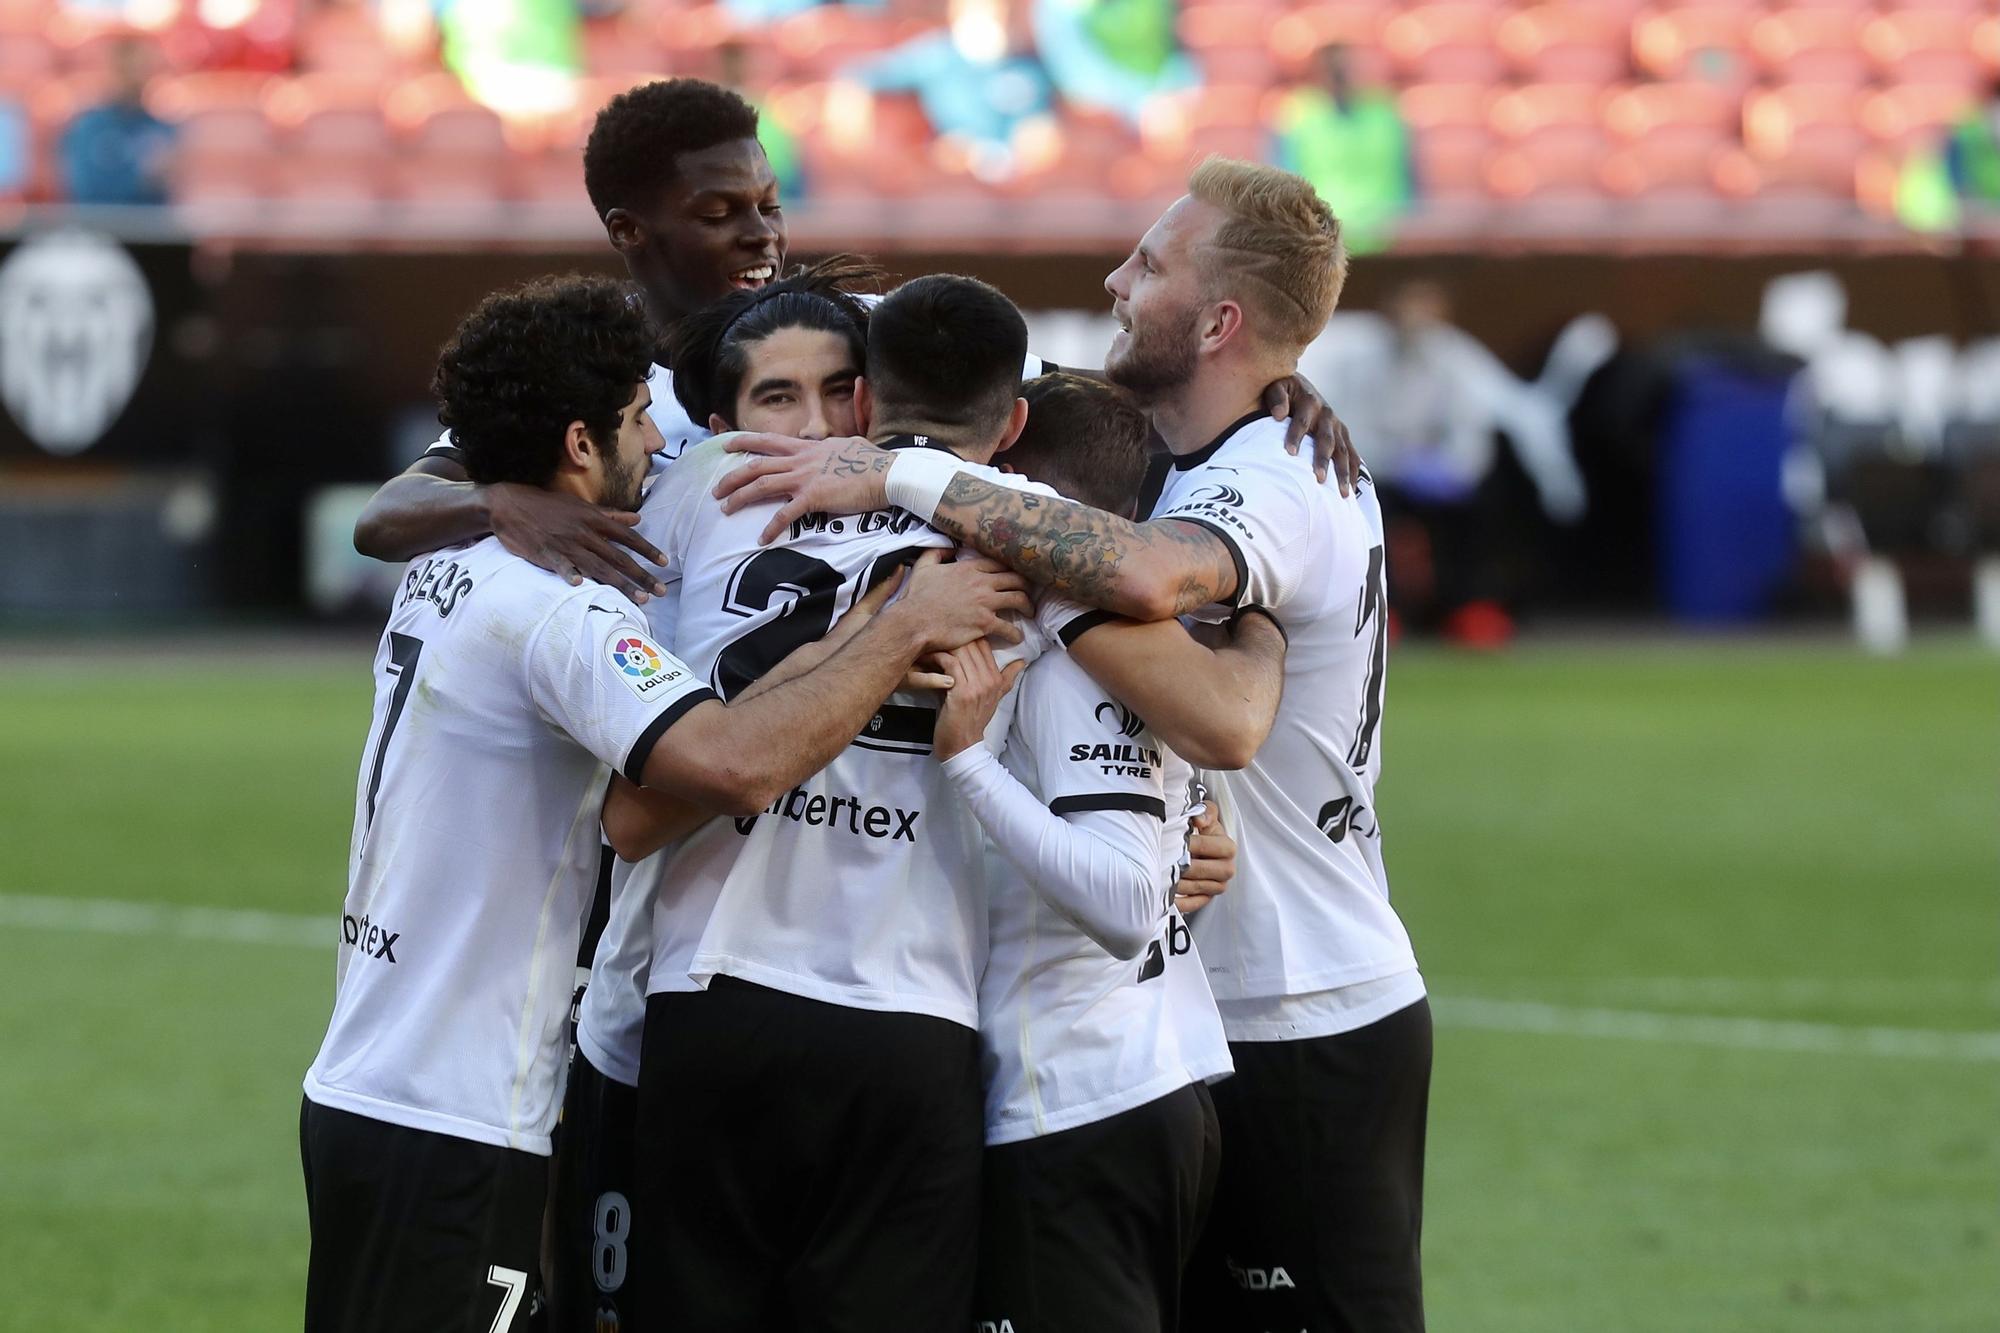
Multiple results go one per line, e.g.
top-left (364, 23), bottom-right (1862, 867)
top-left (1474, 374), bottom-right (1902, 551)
top-left (58, 38), bottom-right (175, 206)
top-left (1300, 280), bottom-right (1608, 642)
top-left (719, 40), bottom-right (806, 198)
top-left (1273, 43), bottom-right (1411, 253)
top-left (440, 0), bottom-right (582, 119)
top-left (851, 0), bottom-right (1056, 181)
top-left (1032, 0), bottom-right (1196, 126)
top-left (1898, 81), bottom-right (2000, 233)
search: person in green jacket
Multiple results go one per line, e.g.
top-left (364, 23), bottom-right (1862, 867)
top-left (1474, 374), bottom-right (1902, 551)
top-left (1272, 43), bottom-right (1414, 254)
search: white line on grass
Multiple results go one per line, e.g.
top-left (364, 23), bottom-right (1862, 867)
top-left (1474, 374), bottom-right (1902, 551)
top-left (1436, 995), bottom-right (2000, 1064)
top-left (3, 893), bottom-right (1996, 1064)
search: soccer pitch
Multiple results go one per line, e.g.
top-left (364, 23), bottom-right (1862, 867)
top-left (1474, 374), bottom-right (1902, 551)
top-left (0, 638), bottom-right (1992, 1331)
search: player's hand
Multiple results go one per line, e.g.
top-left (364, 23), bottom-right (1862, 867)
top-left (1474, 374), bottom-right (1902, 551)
top-left (1174, 802), bottom-right (1236, 915)
top-left (933, 639), bottom-right (1024, 761)
top-left (715, 434), bottom-right (896, 545)
top-left (890, 551), bottom-right (1032, 654)
top-left (1261, 372), bottom-right (1362, 495)
top-left (485, 482), bottom-right (668, 603)
top-left (905, 652), bottom-right (956, 693)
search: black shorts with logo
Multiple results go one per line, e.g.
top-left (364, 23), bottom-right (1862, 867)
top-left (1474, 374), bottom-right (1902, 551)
top-left (975, 1080), bottom-right (1221, 1333)
top-left (633, 977), bottom-right (984, 1332)
top-left (545, 1048), bottom-right (640, 1333)
top-left (300, 1096), bottom-right (545, 1333)
top-left (1183, 997), bottom-right (1433, 1333)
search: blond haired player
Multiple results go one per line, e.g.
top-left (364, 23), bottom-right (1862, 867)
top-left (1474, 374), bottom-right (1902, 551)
top-left (717, 158), bottom-right (1428, 1333)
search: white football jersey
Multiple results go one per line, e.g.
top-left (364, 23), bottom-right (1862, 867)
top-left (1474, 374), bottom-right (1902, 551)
top-left (972, 650), bottom-right (1230, 1144)
top-left (1148, 415), bottom-right (1419, 1015)
top-left (425, 362), bottom-right (706, 471)
top-left (632, 435), bottom-right (1055, 1030)
top-left (302, 537), bottom-right (714, 1154)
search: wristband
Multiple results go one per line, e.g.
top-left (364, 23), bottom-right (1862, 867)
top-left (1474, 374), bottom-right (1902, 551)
top-left (884, 449), bottom-right (965, 523)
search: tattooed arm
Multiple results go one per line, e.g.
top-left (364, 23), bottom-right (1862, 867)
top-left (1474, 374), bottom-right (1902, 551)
top-left (714, 434), bottom-right (1239, 621)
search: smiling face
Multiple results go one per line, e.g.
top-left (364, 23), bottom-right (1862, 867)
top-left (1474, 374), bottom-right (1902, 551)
top-left (722, 326), bottom-right (862, 439)
top-left (1102, 196), bottom-right (1218, 402)
top-left (615, 138), bottom-right (787, 324)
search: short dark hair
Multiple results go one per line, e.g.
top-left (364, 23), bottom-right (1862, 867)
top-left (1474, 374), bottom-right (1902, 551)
top-left (432, 275), bottom-right (655, 488)
top-left (584, 79), bottom-right (761, 220)
top-left (666, 254), bottom-right (881, 427)
top-left (1004, 373), bottom-right (1152, 516)
top-left (865, 274), bottom-right (1029, 436)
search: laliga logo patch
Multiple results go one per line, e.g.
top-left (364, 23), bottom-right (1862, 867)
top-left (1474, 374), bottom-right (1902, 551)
top-left (607, 631), bottom-right (683, 700)
top-left (0, 229), bottom-right (153, 456)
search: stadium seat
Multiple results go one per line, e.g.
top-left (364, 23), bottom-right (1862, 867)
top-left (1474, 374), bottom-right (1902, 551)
top-left (1861, 12), bottom-right (1994, 89)
top-left (1384, 4), bottom-right (1505, 84)
top-left (295, 7), bottom-right (402, 81)
top-left (1860, 84), bottom-right (1981, 153)
top-left (771, 7), bottom-right (930, 81)
top-left (1632, 6), bottom-right (1757, 89)
top-left (1748, 9), bottom-right (1870, 87)
top-left (150, 72), bottom-right (278, 155)
top-left (1180, 5), bottom-right (1280, 85)
top-left (1267, 5), bottom-right (1389, 76)
top-left (583, 18), bottom-right (672, 79)
top-left (1496, 4), bottom-right (1630, 85)
top-left (1744, 84), bottom-right (1866, 195)
top-left (1603, 80), bottom-right (1737, 145)
top-left (650, 4), bottom-right (737, 81)
top-left (1490, 82), bottom-right (1613, 151)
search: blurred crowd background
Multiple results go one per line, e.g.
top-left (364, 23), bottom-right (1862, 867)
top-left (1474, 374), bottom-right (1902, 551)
top-left (2, 0), bottom-right (2000, 650)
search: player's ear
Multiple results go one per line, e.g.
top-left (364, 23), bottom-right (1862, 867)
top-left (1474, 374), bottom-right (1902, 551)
top-left (853, 376), bottom-right (874, 436)
top-left (1202, 299), bottom-right (1245, 354)
top-left (561, 420), bottom-right (595, 472)
top-left (708, 413), bottom-right (731, 435)
top-left (603, 208), bottom-right (644, 256)
top-left (995, 396), bottom-right (1029, 453)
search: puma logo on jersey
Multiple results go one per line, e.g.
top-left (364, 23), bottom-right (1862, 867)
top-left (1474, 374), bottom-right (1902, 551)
top-left (733, 784), bottom-right (920, 842)
top-left (340, 912), bottom-right (400, 963)
top-left (1069, 741), bottom-right (1161, 778)
top-left (1226, 1257), bottom-right (1297, 1291)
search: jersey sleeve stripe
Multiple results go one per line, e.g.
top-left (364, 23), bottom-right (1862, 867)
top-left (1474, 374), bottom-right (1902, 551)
top-left (1049, 792), bottom-right (1167, 819)
top-left (620, 687), bottom-right (719, 784)
top-left (1168, 516), bottom-right (1249, 610)
top-left (1056, 609), bottom-right (1116, 648)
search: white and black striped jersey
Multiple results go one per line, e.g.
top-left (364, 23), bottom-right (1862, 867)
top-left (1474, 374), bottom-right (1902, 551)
top-left (302, 537), bottom-right (714, 1154)
top-left (628, 434), bottom-right (1055, 1032)
top-left (1113, 415), bottom-right (1419, 1036)
top-left (961, 649), bottom-right (1231, 1145)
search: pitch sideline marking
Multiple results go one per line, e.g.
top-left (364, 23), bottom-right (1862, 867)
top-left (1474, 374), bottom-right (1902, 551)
top-left (3, 893), bottom-right (1996, 1063)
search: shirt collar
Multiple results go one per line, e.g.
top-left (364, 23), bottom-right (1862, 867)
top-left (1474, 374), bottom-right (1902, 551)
top-left (1171, 410), bottom-right (1266, 471)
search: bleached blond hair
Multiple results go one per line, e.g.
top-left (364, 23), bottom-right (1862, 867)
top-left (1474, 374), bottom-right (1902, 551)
top-left (1187, 156), bottom-right (1348, 352)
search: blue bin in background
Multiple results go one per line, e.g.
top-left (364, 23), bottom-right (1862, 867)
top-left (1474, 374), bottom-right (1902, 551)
top-left (1656, 357), bottom-right (1800, 623)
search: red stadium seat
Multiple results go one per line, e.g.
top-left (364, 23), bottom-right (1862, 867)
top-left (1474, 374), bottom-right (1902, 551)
top-left (1633, 6), bottom-right (1757, 89)
top-left (296, 7), bottom-right (403, 81)
top-left (1180, 6), bottom-right (1280, 85)
top-left (1497, 4), bottom-right (1630, 85)
top-left (1268, 5), bottom-right (1389, 76)
top-left (1491, 83), bottom-right (1612, 147)
top-left (1861, 13), bottom-right (1993, 89)
top-left (1603, 81), bottom-right (1738, 144)
top-left (582, 18), bottom-right (672, 79)
top-left (267, 75), bottom-right (396, 163)
top-left (1861, 84), bottom-right (1981, 152)
top-left (1384, 4), bottom-right (1505, 85)
top-left (1749, 9), bottom-right (1869, 88)
top-left (1744, 85), bottom-right (1866, 196)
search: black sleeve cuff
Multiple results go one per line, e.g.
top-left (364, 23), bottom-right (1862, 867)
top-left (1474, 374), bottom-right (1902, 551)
top-left (1169, 517), bottom-right (1250, 609)
top-left (1231, 604), bottom-right (1288, 646)
top-left (1057, 608), bottom-right (1117, 648)
top-left (1050, 792), bottom-right (1166, 819)
top-left (621, 687), bottom-right (718, 784)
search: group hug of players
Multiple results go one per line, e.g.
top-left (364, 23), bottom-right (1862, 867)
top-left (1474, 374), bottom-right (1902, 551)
top-left (298, 78), bottom-right (1430, 1333)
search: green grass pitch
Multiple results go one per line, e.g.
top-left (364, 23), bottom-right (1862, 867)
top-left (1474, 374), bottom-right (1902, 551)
top-left (0, 639), bottom-right (1993, 1331)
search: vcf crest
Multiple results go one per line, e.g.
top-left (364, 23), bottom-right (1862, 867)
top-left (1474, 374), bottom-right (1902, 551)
top-left (0, 229), bottom-right (153, 456)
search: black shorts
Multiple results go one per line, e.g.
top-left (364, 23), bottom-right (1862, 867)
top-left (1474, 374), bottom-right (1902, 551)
top-left (975, 1080), bottom-right (1221, 1333)
top-left (545, 1049), bottom-right (640, 1333)
top-left (1184, 997), bottom-right (1433, 1333)
top-left (633, 977), bottom-right (984, 1332)
top-left (300, 1096), bottom-right (546, 1333)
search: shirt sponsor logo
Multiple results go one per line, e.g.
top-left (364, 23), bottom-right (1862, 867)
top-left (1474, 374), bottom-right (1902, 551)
top-left (340, 911), bottom-right (400, 963)
top-left (733, 783), bottom-right (921, 842)
top-left (1094, 699), bottom-right (1145, 739)
top-left (1315, 796), bottom-right (1376, 844)
top-left (607, 632), bottom-right (684, 701)
top-left (1168, 477), bottom-right (1257, 542)
top-left (1068, 741), bottom-right (1161, 778)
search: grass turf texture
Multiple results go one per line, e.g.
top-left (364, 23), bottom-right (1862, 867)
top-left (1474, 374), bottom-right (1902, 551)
top-left (0, 641), bottom-right (1992, 1330)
